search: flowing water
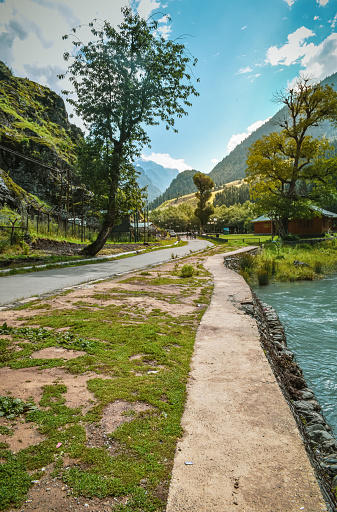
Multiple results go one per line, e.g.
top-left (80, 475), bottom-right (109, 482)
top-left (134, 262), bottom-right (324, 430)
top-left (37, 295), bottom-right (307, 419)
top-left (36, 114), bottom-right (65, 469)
top-left (253, 275), bottom-right (337, 434)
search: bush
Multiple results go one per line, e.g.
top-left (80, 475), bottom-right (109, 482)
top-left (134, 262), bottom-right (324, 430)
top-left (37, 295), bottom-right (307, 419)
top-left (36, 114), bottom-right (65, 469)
top-left (257, 270), bottom-right (269, 285)
top-left (314, 261), bottom-right (323, 274)
top-left (180, 264), bottom-right (194, 278)
top-left (239, 253), bottom-right (255, 271)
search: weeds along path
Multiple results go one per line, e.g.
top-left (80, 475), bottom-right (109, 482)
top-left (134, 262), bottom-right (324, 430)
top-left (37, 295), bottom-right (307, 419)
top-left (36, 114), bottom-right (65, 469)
top-left (0, 254), bottom-right (214, 512)
top-left (0, 239), bottom-right (212, 307)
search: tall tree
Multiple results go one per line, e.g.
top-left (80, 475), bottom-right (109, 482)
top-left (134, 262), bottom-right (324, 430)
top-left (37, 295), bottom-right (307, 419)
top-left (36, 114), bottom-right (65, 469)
top-left (246, 77), bottom-right (337, 236)
top-left (60, 7), bottom-right (199, 256)
top-left (193, 172), bottom-right (214, 231)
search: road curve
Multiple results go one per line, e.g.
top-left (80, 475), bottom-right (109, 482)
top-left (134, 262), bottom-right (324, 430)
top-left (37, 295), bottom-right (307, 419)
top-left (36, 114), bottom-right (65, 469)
top-left (0, 239), bottom-right (212, 307)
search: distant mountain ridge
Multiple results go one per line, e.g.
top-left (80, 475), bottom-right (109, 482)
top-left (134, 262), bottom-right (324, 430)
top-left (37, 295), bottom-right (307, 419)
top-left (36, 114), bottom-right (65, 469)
top-left (135, 160), bottom-right (179, 202)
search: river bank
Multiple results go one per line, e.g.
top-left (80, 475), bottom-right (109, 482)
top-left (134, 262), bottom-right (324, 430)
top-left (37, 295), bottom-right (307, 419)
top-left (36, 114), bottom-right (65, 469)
top-left (252, 295), bottom-right (337, 511)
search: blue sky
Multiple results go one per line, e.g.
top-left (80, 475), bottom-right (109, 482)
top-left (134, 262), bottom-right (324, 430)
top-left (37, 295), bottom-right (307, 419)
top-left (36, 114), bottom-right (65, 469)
top-left (1, 0), bottom-right (337, 172)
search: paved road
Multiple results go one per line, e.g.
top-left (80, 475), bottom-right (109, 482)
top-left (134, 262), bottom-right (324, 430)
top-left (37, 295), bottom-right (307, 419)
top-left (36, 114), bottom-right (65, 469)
top-left (0, 239), bottom-right (212, 307)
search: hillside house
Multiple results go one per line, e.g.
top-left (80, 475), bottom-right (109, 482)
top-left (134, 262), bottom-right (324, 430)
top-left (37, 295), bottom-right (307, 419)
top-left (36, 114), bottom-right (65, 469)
top-left (252, 208), bottom-right (337, 236)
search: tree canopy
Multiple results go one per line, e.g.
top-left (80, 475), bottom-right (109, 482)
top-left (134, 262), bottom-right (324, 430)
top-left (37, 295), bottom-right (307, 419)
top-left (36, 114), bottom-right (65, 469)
top-left (246, 77), bottom-right (337, 236)
top-left (193, 172), bottom-right (214, 230)
top-left (60, 7), bottom-right (199, 255)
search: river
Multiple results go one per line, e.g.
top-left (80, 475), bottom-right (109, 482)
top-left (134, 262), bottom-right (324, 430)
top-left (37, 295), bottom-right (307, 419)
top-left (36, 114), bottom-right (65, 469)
top-left (253, 275), bottom-right (337, 434)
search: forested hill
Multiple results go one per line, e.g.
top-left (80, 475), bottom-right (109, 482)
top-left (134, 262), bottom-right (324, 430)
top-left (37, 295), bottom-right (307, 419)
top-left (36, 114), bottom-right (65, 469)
top-left (149, 169), bottom-right (198, 209)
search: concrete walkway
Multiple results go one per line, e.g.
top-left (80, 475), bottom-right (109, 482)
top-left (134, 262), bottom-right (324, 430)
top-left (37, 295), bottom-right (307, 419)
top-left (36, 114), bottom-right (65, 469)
top-left (166, 252), bottom-right (327, 512)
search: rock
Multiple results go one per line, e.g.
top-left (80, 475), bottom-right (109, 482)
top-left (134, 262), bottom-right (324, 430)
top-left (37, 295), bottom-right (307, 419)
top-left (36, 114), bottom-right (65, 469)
top-left (293, 400), bottom-right (316, 413)
top-left (323, 455), bottom-right (337, 465)
top-left (302, 410), bottom-right (326, 425)
top-left (301, 389), bottom-right (315, 400)
top-left (307, 429), bottom-right (334, 444)
top-left (332, 475), bottom-right (337, 489)
top-left (306, 423), bottom-right (327, 433)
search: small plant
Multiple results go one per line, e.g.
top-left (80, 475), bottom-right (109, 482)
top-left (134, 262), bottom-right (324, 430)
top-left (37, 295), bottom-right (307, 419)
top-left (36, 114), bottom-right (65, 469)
top-left (180, 264), bottom-right (194, 278)
top-left (0, 396), bottom-right (39, 419)
top-left (314, 261), bottom-right (323, 274)
top-left (239, 253), bottom-right (254, 271)
top-left (257, 270), bottom-right (269, 285)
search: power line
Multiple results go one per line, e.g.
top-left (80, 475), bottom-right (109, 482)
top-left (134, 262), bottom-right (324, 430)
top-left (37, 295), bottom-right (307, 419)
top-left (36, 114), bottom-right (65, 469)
top-left (0, 143), bottom-right (68, 175)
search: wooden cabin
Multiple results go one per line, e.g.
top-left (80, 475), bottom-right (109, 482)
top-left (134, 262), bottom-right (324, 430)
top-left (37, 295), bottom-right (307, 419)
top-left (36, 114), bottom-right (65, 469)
top-left (252, 208), bottom-right (337, 236)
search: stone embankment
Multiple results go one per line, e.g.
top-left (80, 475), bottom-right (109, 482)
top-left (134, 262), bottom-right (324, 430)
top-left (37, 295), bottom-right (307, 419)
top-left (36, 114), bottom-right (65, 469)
top-left (253, 298), bottom-right (337, 510)
top-left (226, 249), bottom-right (337, 510)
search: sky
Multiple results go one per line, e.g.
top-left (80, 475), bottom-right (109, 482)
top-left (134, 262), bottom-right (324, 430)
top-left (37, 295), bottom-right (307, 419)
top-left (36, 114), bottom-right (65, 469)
top-left (1, 0), bottom-right (337, 173)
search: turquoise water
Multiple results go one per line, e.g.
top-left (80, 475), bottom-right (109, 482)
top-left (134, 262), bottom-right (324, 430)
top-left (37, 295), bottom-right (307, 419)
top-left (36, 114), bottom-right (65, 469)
top-left (253, 275), bottom-right (337, 434)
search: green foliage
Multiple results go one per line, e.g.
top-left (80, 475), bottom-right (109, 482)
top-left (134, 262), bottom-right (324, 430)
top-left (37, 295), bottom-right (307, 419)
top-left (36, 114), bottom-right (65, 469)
top-left (257, 270), bottom-right (270, 286)
top-left (214, 201), bottom-right (254, 233)
top-left (0, 456), bottom-right (33, 510)
top-left (246, 77), bottom-right (337, 237)
top-left (61, 7), bottom-right (199, 255)
top-left (213, 183), bottom-right (250, 207)
top-left (180, 264), bottom-right (194, 278)
top-left (240, 240), bottom-right (337, 284)
top-left (0, 396), bottom-right (38, 419)
top-left (193, 172), bottom-right (214, 230)
top-left (150, 202), bottom-right (199, 232)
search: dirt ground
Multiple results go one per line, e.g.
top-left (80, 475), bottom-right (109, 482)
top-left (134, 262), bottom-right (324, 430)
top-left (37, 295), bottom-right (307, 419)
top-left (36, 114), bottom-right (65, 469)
top-left (0, 255), bottom-right (207, 512)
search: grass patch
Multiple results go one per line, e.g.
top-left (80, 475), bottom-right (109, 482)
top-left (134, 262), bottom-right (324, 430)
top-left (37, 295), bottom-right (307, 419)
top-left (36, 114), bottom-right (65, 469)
top-left (0, 260), bottom-right (213, 510)
top-left (238, 239), bottom-right (337, 284)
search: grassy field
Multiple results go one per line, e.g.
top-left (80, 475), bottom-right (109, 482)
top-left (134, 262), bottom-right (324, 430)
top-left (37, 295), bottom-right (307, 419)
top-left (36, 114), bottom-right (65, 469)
top-left (237, 238), bottom-right (337, 284)
top-left (0, 255), bottom-right (213, 511)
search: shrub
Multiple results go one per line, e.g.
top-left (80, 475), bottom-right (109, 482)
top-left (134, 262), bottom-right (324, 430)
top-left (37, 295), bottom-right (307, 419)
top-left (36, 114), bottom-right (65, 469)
top-left (180, 264), bottom-right (194, 278)
top-left (314, 261), bottom-right (323, 274)
top-left (239, 253), bottom-right (255, 271)
top-left (257, 270), bottom-right (269, 285)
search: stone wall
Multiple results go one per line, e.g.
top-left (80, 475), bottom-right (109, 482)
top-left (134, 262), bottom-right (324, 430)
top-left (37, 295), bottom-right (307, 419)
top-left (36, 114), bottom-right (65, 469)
top-left (252, 294), bottom-right (337, 511)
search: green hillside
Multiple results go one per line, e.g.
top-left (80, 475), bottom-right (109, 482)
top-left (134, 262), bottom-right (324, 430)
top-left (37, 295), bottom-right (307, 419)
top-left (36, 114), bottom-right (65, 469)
top-left (0, 61), bottom-right (83, 206)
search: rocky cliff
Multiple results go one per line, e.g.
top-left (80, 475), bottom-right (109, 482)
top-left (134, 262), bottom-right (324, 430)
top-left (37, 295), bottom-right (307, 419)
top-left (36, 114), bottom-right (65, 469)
top-left (0, 61), bottom-right (83, 207)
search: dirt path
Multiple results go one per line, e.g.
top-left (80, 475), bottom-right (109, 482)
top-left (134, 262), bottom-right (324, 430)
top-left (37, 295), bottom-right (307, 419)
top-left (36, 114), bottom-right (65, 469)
top-left (166, 252), bottom-right (327, 512)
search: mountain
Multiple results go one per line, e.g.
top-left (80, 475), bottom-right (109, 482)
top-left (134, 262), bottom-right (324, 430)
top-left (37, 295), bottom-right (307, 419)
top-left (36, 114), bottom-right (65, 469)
top-left (0, 61), bottom-right (83, 207)
top-left (149, 169), bottom-right (198, 209)
top-left (136, 165), bottom-right (162, 202)
top-left (135, 160), bottom-right (179, 194)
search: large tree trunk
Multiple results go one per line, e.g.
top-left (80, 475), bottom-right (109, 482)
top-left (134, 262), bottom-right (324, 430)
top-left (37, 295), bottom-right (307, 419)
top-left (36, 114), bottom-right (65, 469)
top-left (80, 206), bottom-right (116, 257)
top-left (80, 143), bottom-right (122, 257)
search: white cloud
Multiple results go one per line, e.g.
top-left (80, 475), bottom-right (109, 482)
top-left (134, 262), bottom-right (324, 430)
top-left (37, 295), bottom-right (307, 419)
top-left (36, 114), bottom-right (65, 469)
top-left (211, 158), bottom-right (219, 165)
top-left (329, 14), bottom-right (337, 28)
top-left (265, 22), bottom-right (337, 81)
top-left (141, 152), bottom-right (192, 172)
top-left (317, 0), bottom-right (329, 5)
top-left (284, 0), bottom-right (296, 6)
top-left (226, 117), bottom-right (271, 154)
top-left (236, 66), bottom-right (253, 74)
top-left (314, 15), bottom-right (320, 20)
top-left (301, 32), bottom-right (337, 80)
top-left (0, 0), bottom-right (126, 95)
top-left (266, 26), bottom-right (316, 66)
top-left (241, 26), bottom-right (247, 30)
top-left (137, 0), bottom-right (161, 19)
